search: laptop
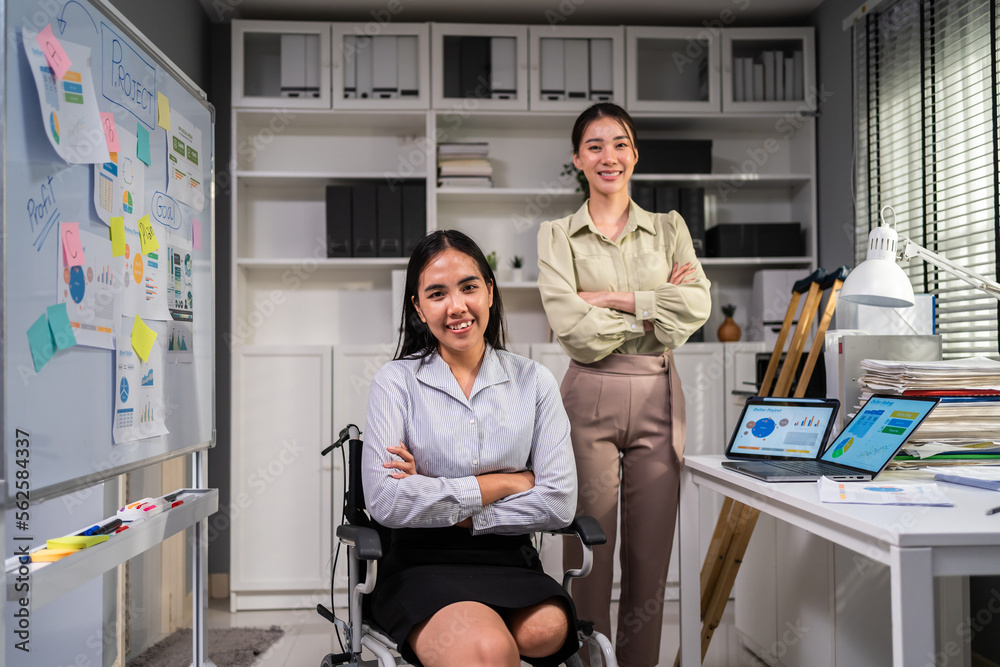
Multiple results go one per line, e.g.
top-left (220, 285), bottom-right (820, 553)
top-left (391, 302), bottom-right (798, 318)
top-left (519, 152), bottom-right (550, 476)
top-left (722, 394), bottom-right (940, 482)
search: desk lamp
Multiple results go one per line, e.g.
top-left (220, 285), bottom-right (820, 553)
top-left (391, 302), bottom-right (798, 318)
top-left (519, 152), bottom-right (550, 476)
top-left (840, 205), bottom-right (1000, 306)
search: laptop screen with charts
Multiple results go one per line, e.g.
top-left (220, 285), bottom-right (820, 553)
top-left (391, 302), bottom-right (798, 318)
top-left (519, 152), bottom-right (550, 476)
top-left (722, 395), bottom-right (940, 482)
top-left (724, 397), bottom-right (841, 461)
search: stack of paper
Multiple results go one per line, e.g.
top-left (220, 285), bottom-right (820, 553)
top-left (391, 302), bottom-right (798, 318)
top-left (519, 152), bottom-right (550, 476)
top-left (438, 143), bottom-right (493, 188)
top-left (858, 357), bottom-right (1000, 450)
top-left (933, 465), bottom-right (1000, 490)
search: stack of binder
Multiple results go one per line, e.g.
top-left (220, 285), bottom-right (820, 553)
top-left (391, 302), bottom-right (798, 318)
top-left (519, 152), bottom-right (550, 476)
top-left (325, 181), bottom-right (426, 258)
top-left (732, 49), bottom-right (804, 102)
top-left (630, 183), bottom-right (705, 256)
top-left (858, 357), bottom-right (1000, 464)
top-left (437, 143), bottom-right (493, 188)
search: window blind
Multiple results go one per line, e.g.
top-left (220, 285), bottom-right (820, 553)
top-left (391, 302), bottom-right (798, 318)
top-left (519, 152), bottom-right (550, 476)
top-left (853, 0), bottom-right (999, 357)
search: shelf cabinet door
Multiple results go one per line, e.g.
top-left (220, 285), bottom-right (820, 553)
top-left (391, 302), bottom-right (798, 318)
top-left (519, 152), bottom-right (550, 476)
top-left (331, 22), bottom-right (431, 110)
top-left (528, 25), bottom-right (625, 112)
top-left (231, 346), bottom-right (332, 610)
top-left (722, 27), bottom-right (815, 112)
top-left (431, 23), bottom-right (529, 111)
top-left (232, 20), bottom-right (332, 109)
top-left (625, 26), bottom-right (721, 113)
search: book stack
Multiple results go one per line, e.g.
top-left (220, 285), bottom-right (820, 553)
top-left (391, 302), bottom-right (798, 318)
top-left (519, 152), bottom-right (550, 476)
top-left (732, 50), bottom-right (804, 102)
top-left (438, 142), bottom-right (493, 188)
top-left (857, 357), bottom-right (1000, 466)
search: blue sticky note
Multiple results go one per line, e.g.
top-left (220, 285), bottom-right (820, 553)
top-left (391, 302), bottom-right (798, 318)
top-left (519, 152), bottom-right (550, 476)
top-left (27, 314), bottom-right (55, 372)
top-left (46, 303), bottom-right (77, 351)
top-left (137, 122), bottom-right (151, 166)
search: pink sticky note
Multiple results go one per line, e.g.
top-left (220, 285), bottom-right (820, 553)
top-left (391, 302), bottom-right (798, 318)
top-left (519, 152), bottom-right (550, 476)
top-left (36, 24), bottom-right (71, 81)
top-left (61, 222), bottom-right (85, 267)
top-left (100, 112), bottom-right (120, 152)
top-left (192, 219), bottom-right (203, 251)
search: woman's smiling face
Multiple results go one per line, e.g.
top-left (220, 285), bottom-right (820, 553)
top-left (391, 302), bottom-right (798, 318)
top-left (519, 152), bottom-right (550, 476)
top-left (572, 116), bottom-right (637, 198)
top-left (412, 248), bottom-right (493, 362)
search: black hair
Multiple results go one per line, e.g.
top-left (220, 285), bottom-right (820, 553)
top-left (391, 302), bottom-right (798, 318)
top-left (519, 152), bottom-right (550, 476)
top-left (395, 229), bottom-right (508, 360)
top-left (571, 102), bottom-right (639, 157)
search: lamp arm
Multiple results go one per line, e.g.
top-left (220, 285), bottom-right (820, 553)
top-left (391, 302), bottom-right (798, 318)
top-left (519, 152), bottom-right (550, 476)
top-left (899, 237), bottom-right (1000, 301)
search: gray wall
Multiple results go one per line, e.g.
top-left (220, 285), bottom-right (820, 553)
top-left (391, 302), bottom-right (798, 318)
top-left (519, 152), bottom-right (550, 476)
top-left (809, 0), bottom-right (859, 273)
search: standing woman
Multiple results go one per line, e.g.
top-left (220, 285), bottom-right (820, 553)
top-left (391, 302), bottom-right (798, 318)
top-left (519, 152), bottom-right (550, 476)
top-left (537, 102), bottom-right (711, 666)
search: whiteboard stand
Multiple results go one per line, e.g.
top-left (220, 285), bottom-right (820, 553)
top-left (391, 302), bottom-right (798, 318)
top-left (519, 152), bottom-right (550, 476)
top-left (191, 450), bottom-right (217, 667)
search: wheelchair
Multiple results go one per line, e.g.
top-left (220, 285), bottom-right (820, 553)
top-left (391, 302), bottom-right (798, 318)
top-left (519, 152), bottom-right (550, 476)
top-left (317, 425), bottom-right (618, 667)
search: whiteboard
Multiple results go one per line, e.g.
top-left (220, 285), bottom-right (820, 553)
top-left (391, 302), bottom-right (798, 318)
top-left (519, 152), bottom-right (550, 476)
top-left (2, 0), bottom-right (215, 501)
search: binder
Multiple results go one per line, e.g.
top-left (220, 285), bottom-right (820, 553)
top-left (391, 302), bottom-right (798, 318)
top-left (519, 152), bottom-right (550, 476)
top-left (397, 36), bottom-right (419, 97)
top-left (792, 50), bottom-right (804, 100)
top-left (744, 58), bottom-right (755, 101)
top-left (655, 185), bottom-right (681, 215)
top-left (372, 36), bottom-right (398, 98)
top-left (355, 36), bottom-right (374, 99)
top-left (762, 50), bottom-right (775, 101)
top-left (377, 184), bottom-right (403, 257)
top-left (733, 57), bottom-right (745, 102)
top-left (784, 56), bottom-right (795, 101)
top-left (352, 184), bottom-right (378, 257)
top-left (753, 63), bottom-right (764, 101)
top-left (490, 37), bottom-right (517, 99)
top-left (343, 35), bottom-right (357, 98)
top-left (402, 183), bottom-right (427, 257)
top-left (589, 38), bottom-right (613, 101)
top-left (460, 36), bottom-right (492, 98)
top-left (280, 34), bottom-right (306, 97)
top-left (774, 51), bottom-right (784, 101)
top-left (304, 34), bottom-right (320, 98)
top-left (540, 38), bottom-right (565, 100)
top-left (325, 185), bottom-right (352, 258)
top-left (564, 39), bottom-right (589, 99)
top-left (443, 36), bottom-right (462, 98)
top-left (631, 182), bottom-right (655, 212)
top-left (679, 187), bottom-right (706, 256)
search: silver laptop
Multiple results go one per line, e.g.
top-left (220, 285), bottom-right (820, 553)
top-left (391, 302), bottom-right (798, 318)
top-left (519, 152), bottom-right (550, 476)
top-left (722, 395), bottom-right (939, 482)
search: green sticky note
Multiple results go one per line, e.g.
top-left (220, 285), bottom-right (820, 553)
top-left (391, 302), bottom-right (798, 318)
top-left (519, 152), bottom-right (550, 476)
top-left (27, 313), bottom-right (55, 372)
top-left (47, 303), bottom-right (77, 351)
top-left (137, 123), bottom-right (151, 166)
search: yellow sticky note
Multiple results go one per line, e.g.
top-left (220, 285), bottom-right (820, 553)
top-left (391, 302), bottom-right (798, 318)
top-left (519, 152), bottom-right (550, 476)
top-left (131, 315), bottom-right (157, 363)
top-left (157, 92), bottom-right (171, 130)
top-left (47, 535), bottom-right (109, 550)
top-left (137, 215), bottom-right (158, 255)
top-left (110, 217), bottom-right (126, 257)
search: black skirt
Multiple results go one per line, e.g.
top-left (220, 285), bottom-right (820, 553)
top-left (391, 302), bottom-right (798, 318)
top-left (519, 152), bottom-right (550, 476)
top-left (368, 526), bottom-right (578, 666)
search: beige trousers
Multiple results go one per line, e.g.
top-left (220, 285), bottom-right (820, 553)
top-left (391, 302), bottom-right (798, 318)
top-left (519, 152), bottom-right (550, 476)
top-left (561, 352), bottom-right (682, 667)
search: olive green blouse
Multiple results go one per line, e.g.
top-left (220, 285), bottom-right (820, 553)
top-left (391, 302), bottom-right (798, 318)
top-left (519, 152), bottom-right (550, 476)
top-left (537, 200), bottom-right (712, 364)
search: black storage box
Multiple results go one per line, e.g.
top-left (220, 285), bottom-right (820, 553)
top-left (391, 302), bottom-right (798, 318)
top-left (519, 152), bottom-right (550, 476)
top-left (633, 139), bottom-right (712, 174)
top-left (706, 223), bottom-right (804, 258)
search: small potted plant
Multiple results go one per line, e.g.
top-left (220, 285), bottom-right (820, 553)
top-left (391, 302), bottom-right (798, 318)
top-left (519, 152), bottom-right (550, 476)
top-left (509, 255), bottom-right (525, 282)
top-left (486, 251), bottom-right (498, 273)
top-left (717, 304), bottom-right (742, 342)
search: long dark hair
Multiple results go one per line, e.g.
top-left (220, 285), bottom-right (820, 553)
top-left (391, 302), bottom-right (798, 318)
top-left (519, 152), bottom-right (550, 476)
top-left (571, 102), bottom-right (639, 157)
top-left (395, 230), bottom-right (508, 360)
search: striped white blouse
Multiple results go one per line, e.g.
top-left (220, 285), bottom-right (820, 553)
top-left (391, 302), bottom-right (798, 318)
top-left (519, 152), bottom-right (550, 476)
top-left (361, 346), bottom-right (577, 535)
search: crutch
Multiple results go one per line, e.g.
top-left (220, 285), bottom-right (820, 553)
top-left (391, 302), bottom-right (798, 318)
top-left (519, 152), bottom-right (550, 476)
top-left (757, 268), bottom-right (826, 397)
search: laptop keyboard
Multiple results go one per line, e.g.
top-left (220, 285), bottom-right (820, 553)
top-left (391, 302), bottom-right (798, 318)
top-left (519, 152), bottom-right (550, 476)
top-left (760, 460), bottom-right (856, 475)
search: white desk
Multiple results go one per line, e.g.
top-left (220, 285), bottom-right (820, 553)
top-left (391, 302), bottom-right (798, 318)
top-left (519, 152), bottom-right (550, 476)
top-left (678, 455), bottom-right (1000, 667)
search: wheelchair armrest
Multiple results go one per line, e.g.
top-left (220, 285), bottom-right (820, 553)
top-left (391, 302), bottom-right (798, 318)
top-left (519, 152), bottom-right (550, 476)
top-left (336, 524), bottom-right (383, 560)
top-left (551, 516), bottom-right (607, 546)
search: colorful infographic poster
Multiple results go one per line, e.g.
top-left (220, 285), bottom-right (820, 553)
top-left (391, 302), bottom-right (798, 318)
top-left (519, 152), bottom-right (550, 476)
top-left (121, 219), bottom-right (170, 321)
top-left (93, 125), bottom-right (145, 226)
top-left (57, 229), bottom-right (122, 349)
top-left (22, 28), bottom-right (111, 165)
top-left (166, 110), bottom-right (205, 209)
top-left (114, 316), bottom-right (169, 443)
top-left (166, 236), bottom-right (194, 362)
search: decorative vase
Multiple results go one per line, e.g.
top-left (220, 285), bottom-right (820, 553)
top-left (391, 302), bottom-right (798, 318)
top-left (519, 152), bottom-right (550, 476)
top-left (510, 267), bottom-right (524, 283)
top-left (717, 317), bottom-right (742, 342)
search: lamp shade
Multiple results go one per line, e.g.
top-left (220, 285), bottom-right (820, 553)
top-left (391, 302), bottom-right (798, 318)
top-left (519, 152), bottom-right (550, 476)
top-left (840, 210), bottom-right (916, 308)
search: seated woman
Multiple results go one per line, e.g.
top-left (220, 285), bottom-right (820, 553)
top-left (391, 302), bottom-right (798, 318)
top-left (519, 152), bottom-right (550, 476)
top-left (361, 229), bottom-right (579, 667)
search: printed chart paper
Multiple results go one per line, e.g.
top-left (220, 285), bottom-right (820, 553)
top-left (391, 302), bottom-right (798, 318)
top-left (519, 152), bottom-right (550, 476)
top-left (121, 218), bottom-right (170, 322)
top-left (93, 124), bottom-right (144, 226)
top-left (166, 237), bottom-right (194, 362)
top-left (23, 28), bottom-right (111, 165)
top-left (57, 228), bottom-right (122, 349)
top-left (114, 316), bottom-right (169, 443)
top-left (165, 110), bottom-right (205, 209)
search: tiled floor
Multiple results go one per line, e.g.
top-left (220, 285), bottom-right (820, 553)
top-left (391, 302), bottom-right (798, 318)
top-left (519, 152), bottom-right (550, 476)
top-left (207, 598), bottom-right (744, 667)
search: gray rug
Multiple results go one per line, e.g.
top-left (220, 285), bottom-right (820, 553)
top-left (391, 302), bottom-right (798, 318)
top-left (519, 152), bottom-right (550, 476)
top-left (128, 626), bottom-right (285, 667)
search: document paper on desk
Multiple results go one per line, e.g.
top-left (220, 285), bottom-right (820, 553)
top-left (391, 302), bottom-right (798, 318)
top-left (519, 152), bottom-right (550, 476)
top-left (933, 465), bottom-right (1000, 491)
top-left (818, 476), bottom-right (954, 506)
